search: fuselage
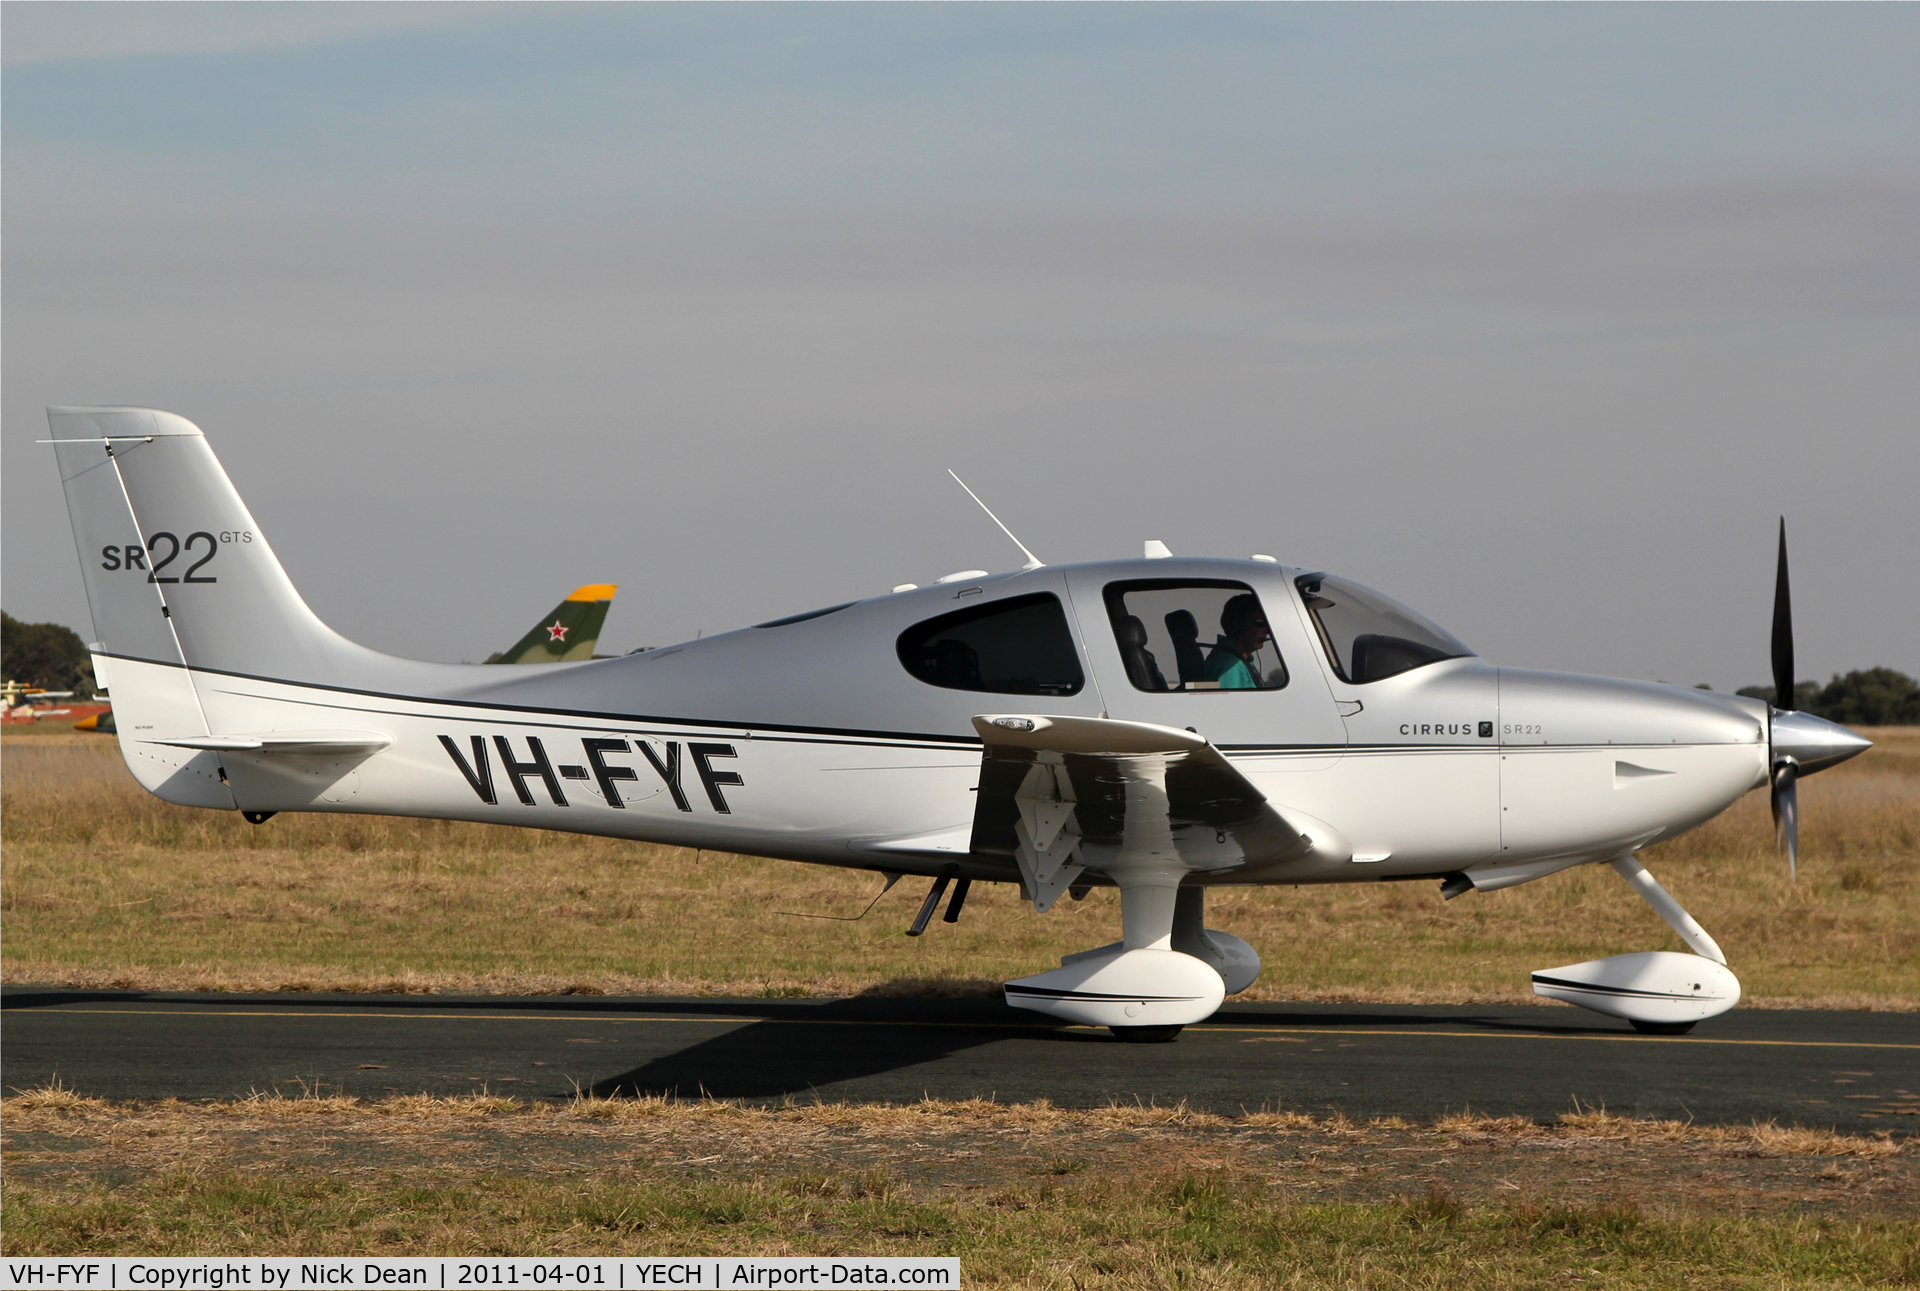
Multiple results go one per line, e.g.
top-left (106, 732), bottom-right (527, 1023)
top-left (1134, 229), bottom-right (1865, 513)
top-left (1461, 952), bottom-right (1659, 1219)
top-left (104, 555), bottom-right (1770, 888)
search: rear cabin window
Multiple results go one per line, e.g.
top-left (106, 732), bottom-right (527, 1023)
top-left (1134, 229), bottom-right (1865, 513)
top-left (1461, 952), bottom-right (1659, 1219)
top-left (897, 593), bottom-right (1085, 696)
top-left (1102, 580), bottom-right (1289, 692)
top-left (1295, 572), bottom-right (1472, 684)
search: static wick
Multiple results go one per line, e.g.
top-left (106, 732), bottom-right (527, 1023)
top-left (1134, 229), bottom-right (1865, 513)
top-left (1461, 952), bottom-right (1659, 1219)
top-left (948, 470), bottom-right (1044, 570)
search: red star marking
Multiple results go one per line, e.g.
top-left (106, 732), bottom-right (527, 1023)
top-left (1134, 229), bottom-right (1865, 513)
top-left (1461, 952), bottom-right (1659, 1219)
top-left (546, 620), bottom-right (569, 643)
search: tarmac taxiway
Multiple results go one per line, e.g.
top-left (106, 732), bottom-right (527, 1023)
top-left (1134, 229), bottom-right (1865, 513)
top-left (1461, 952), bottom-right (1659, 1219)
top-left (4, 989), bottom-right (1914, 1128)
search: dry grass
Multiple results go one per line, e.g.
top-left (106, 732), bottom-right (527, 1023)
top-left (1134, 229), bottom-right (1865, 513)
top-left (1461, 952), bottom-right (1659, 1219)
top-left (3, 1081), bottom-right (1902, 1157)
top-left (4, 728), bottom-right (1916, 1005)
top-left (1438, 1109), bottom-right (1904, 1158)
top-left (2, 1081), bottom-right (1906, 1155)
top-left (3, 1076), bottom-right (102, 1116)
top-left (8, 1174), bottom-right (1914, 1283)
top-left (7, 1084), bottom-right (1915, 1273)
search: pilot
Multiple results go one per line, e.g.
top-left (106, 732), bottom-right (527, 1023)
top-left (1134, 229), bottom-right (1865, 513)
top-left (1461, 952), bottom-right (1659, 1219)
top-left (1203, 594), bottom-right (1271, 689)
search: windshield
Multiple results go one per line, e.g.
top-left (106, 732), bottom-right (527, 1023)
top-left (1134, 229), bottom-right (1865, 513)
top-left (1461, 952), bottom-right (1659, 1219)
top-left (1295, 573), bottom-right (1472, 684)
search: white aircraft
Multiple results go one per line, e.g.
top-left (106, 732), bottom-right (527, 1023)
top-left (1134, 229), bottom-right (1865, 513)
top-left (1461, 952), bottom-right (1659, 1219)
top-left (46, 407), bottom-right (1870, 1041)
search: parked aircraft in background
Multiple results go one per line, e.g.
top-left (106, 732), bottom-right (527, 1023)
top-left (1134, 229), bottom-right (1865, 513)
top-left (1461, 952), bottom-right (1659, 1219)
top-left (46, 408), bottom-right (1870, 1041)
top-left (2, 680), bottom-right (74, 707)
top-left (486, 585), bottom-right (619, 664)
top-left (1, 680), bottom-right (98, 728)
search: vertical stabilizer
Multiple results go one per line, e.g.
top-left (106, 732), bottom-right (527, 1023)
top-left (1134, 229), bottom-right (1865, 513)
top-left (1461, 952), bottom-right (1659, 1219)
top-left (46, 407), bottom-right (367, 806)
top-left (489, 584), bottom-right (619, 664)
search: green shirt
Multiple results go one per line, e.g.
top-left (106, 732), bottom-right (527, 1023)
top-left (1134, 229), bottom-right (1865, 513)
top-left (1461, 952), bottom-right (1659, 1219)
top-left (1203, 636), bottom-right (1258, 689)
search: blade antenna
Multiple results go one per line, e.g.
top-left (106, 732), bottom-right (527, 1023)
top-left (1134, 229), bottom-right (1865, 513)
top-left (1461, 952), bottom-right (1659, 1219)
top-left (948, 470), bottom-right (1044, 570)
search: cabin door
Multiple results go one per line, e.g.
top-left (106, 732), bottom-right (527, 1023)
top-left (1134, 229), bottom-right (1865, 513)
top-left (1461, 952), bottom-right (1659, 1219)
top-left (1061, 567), bottom-right (1348, 757)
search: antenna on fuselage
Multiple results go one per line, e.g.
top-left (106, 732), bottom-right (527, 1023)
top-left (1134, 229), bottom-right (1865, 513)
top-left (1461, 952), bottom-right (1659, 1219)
top-left (947, 470), bottom-right (1044, 570)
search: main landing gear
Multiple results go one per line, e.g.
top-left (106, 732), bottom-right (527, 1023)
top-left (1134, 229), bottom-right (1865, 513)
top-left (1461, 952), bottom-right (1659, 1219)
top-left (992, 739), bottom-right (1260, 1042)
top-left (1004, 882), bottom-right (1258, 1042)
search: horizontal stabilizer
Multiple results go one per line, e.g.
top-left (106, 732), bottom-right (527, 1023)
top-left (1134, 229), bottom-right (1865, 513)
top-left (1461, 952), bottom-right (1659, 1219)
top-left (142, 729), bottom-right (393, 755)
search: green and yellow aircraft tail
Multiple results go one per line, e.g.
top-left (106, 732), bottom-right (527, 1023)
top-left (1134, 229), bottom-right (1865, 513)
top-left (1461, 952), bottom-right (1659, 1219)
top-left (486, 584), bottom-right (618, 664)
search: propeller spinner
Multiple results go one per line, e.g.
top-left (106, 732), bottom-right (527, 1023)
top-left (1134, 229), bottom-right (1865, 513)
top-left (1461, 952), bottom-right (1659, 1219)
top-left (1766, 518), bottom-right (1872, 881)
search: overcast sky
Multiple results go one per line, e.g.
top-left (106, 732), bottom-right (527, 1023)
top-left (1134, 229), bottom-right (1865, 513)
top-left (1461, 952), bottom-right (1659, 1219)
top-left (5, 2), bottom-right (1915, 687)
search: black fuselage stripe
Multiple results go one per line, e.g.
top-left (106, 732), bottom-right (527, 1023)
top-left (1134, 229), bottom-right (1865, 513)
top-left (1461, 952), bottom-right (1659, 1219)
top-left (1004, 985), bottom-right (1207, 1002)
top-left (204, 687), bottom-right (967, 752)
top-left (100, 652), bottom-right (1734, 758)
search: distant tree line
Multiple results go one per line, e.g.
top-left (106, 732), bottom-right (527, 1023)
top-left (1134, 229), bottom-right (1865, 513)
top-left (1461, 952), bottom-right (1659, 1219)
top-left (1, 613), bottom-right (97, 699)
top-left (1737, 668), bottom-right (1920, 726)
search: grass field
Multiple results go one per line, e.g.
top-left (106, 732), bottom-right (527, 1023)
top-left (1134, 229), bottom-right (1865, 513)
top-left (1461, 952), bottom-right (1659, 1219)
top-left (2, 729), bottom-right (1916, 1005)
top-left (4, 1086), bottom-right (1915, 1281)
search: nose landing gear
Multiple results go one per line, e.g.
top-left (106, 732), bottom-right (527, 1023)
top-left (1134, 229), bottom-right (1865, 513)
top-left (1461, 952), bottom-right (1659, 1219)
top-left (1529, 854), bottom-right (1741, 1031)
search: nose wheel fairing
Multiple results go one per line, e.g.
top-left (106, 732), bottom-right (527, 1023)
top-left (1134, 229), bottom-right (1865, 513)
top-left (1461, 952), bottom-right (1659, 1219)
top-left (1529, 853), bottom-right (1740, 1030)
top-left (1532, 951), bottom-right (1741, 1029)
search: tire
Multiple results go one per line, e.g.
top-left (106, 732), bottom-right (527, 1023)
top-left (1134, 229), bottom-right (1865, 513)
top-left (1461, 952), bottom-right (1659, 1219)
top-left (1629, 1019), bottom-right (1696, 1036)
top-left (1109, 1024), bottom-right (1184, 1044)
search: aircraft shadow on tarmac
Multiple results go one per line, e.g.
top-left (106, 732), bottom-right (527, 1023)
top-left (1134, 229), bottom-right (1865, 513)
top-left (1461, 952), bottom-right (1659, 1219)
top-left (3, 991), bottom-right (157, 1011)
top-left (587, 1003), bottom-right (1105, 1101)
top-left (584, 1000), bottom-right (1631, 1102)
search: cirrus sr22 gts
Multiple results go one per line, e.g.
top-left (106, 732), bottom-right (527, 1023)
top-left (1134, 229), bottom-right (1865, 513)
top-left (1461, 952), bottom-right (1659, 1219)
top-left (46, 407), bottom-right (1869, 1041)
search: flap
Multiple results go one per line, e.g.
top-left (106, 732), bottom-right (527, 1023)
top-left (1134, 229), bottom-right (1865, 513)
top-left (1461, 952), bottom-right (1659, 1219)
top-left (969, 714), bottom-right (1325, 883)
top-left (142, 729), bottom-right (393, 755)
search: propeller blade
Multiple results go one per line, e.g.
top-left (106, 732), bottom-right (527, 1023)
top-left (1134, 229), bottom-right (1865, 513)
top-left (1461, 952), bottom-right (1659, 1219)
top-left (1771, 760), bottom-right (1798, 883)
top-left (1771, 517), bottom-right (1795, 710)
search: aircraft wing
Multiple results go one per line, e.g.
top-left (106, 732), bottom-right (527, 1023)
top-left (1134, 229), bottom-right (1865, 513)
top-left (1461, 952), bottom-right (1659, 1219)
top-left (967, 714), bottom-right (1344, 910)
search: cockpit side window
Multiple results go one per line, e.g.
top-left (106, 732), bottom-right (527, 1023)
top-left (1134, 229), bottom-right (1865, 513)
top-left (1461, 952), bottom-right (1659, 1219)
top-left (1295, 573), bottom-right (1472, 684)
top-left (1102, 580), bottom-right (1289, 693)
top-left (897, 593), bottom-right (1085, 696)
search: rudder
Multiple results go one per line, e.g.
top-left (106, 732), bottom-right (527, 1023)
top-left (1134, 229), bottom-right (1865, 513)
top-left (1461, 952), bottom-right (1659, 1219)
top-left (47, 407), bottom-right (367, 805)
